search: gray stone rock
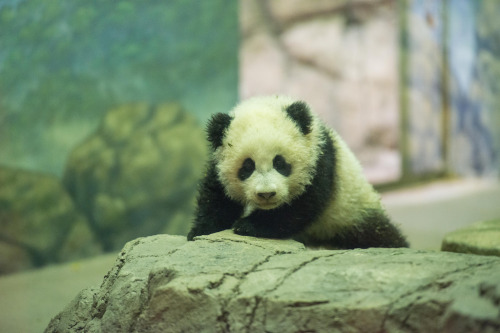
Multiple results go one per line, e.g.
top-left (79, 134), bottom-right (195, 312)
top-left (63, 103), bottom-right (207, 251)
top-left (0, 167), bottom-right (102, 274)
top-left (46, 231), bottom-right (500, 332)
top-left (442, 219), bottom-right (500, 257)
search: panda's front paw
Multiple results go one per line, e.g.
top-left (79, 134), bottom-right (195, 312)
top-left (233, 218), bottom-right (258, 237)
top-left (187, 229), bottom-right (197, 241)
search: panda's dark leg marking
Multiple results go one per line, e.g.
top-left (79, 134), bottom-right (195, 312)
top-left (326, 209), bottom-right (409, 248)
top-left (233, 128), bottom-right (336, 238)
top-left (187, 161), bottom-right (243, 240)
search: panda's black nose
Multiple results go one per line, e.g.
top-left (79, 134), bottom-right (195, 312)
top-left (258, 192), bottom-right (276, 200)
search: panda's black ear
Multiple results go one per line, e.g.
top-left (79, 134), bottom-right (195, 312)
top-left (206, 113), bottom-right (232, 150)
top-left (286, 101), bottom-right (313, 135)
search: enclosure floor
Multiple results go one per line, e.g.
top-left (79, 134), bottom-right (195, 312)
top-left (383, 178), bottom-right (500, 250)
top-left (0, 179), bottom-right (499, 332)
top-left (0, 253), bottom-right (117, 333)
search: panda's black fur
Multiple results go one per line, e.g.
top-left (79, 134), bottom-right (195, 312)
top-left (187, 96), bottom-right (408, 249)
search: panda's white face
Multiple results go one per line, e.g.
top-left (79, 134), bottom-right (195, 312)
top-left (235, 153), bottom-right (292, 211)
top-left (213, 96), bottom-right (323, 213)
top-left (219, 142), bottom-right (298, 212)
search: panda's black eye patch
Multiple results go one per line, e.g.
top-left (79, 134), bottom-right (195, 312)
top-left (273, 155), bottom-right (291, 177)
top-left (238, 158), bottom-right (255, 181)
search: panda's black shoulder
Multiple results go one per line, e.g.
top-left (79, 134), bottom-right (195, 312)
top-left (290, 127), bottom-right (337, 220)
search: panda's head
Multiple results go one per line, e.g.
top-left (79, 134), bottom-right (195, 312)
top-left (207, 96), bottom-right (323, 212)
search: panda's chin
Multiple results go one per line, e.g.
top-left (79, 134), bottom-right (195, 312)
top-left (255, 201), bottom-right (280, 210)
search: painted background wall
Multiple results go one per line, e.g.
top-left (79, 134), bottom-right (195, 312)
top-left (403, 0), bottom-right (499, 179)
top-left (448, 0), bottom-right (499, 176)
top-left (240, 0), bottom-right (402, 184)
top-left (0, 0), bottom-right (238, 274)
top-left (0, 0), bottom-right (237, 176)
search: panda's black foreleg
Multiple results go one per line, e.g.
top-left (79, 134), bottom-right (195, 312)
top-left (187, 163), bottom-right (243, 240)
top-left (233, 215), bottom-right (290, 238)
top-left (232, 217), bottom-right (259, 237)
top-left (327, 209), bottom-right (409, 248)
top-left (233, 206), bottom-right (308, 239)
top-left (188, 189), bottom-right (241, 240)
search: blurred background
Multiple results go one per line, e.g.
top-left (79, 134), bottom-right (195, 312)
top-left (0, 0), bottom-right (499, 275)
top-left (0, 0), bottom-right (499, 330)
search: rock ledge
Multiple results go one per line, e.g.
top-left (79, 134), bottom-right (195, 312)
top-left (46, 231), bottom-right (500, 333)
top-left (442, 219), bottom-right (500, 257)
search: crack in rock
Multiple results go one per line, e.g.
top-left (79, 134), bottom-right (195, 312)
top-left (381, 261), bottom-right (499, 332)
top-left (286, 300), bottom-right (330, 308)
top-left (246, 296), bottom-right (262, 333)
top-left (264, 255), bottom-right (325, 294)
top-left (216, 253), bottom-right (276, 332)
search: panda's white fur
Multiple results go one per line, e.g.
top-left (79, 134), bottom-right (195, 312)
top-left (188, 95), bottom-right (408, 248)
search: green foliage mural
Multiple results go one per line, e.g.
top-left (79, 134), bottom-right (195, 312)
top-left (0, 0), bottom-right (238, 175)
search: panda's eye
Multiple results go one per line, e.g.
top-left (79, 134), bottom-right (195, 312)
top-left (238, 158), bottom-right (255, 181)
top-left (273, 155), bottom-right (291, 177)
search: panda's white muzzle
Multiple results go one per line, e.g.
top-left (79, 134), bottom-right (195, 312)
top-left (250, 172), bottom-right (285, 209)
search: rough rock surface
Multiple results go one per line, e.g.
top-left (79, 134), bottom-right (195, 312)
top-left (47, 231), bottom-right (500, 333)
top-left (0, 167), bottom-right (101, 274)
top-left (442, 219), bottom-right (500, 257)
top-left (63, 103), bottom-right (206, 251)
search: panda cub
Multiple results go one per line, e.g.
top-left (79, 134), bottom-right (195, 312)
top-left (187, 95), bottom-right (408, 249)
